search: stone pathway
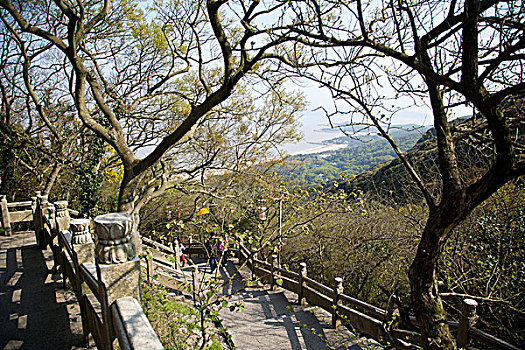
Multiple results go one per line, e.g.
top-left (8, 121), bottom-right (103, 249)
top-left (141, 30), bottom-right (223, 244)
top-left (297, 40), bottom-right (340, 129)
top-left (0, 231), bottom-right (94, 350)
top-left (195, 259), bottom-right (383, 350)
top-left (0, 231), bottom-right (382, 350)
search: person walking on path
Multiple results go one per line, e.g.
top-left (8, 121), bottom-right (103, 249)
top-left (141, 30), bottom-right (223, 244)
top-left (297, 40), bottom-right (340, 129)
top-left (206, 235), bottom-right (219, 272)
top-left (178, 241), bottom-right (186, 267)
top-left (219, 237), bottom-right (229, 266)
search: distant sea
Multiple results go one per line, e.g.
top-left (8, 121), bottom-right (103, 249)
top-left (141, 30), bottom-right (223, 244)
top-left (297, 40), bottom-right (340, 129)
top-left (281, 113), bottom-right (343, 155)
top-left (281, 111), bottom-right (432, 155)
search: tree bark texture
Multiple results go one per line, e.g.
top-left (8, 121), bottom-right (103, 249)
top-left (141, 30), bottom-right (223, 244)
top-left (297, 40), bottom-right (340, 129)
top-left (409, 210), bottom-right (456, 350)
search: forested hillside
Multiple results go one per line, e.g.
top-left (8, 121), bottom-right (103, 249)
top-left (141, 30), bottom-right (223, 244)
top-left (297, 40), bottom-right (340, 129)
top-left (340, 97), bottom-right (525, 205)
top-left (285, 125), bottom-right (429, 185)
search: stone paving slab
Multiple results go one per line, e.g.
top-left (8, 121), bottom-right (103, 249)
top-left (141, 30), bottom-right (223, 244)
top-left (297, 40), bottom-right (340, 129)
top-left (0, 231), bottom-right (95, 350)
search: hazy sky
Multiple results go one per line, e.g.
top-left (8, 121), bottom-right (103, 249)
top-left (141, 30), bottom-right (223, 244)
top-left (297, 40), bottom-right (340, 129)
top-left (298, 78), bottom-right (473, 130)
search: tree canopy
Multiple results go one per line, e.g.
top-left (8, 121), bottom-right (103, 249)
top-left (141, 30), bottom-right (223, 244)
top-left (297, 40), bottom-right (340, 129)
top-left (0, 0), bottom-right (306, 213)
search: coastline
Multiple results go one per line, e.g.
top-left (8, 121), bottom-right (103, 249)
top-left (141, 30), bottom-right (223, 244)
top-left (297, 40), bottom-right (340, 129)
top-left (289, 143), bottom-right (347, 155)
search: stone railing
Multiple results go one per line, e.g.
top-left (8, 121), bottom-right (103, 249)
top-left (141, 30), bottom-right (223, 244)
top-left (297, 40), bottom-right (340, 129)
top-left (0, 194), bottom-right (34, 235)
top-left (8, 190), bottom-right (516, 350)
top-left (140, 235), bottom-right (207, 290)
top-left (4, 194), bottom-right (163, 350)
top-left (138, 236), bottom-right (520, 349)
top-left (236, 243), bottom-right (520, 350)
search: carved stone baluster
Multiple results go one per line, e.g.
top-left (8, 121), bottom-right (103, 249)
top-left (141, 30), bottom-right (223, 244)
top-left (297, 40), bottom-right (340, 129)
top-left (70, 218), bottom-right (95, 296)
top-left (54, 201), bottom-right (72, 278)
top-left (95, 213), bottom-right (135, 264)
top-left (38, 195), bottom-right (49, 217)
top-left (71, 218), bottom-right (94, 256)
top-left (47, 204), bottom-right (56, 235)
top-left (94, 213), bottom-right (140, 305)
top-left (32, 193), bottom-right (42, 246)
top-left (31, 194), bottom-right (38, 220)
top-left (35, 195), bottom-right (48, 248)
top-left (54, 200), bottom-right (71, 233)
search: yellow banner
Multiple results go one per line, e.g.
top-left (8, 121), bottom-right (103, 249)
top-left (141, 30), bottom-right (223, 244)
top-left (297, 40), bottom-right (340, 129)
top-left (197, 207), bottom-right (209, 216)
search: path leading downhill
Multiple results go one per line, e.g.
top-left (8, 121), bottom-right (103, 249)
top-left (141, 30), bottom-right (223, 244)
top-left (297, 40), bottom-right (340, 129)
top-left (0, 230), bottom-right (382, 350)
top-left (187, 259), bottom-right (383, 350)
top-left (0, 231), bottom-right (94, 350)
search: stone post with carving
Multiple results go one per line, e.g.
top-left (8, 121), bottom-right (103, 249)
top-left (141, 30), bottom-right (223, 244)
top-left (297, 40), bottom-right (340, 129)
top-left (37, 195), bottom-right (49, 220)
top-left (45, 202), bottom-right (64, 272)
top-left (70, 218), bottom-right (95, 295)
top-left (54, 200), bottom-right (71, 233)
top-left (94, 213), bottom-right (140, 305)
top-left (71, 218), bottom-right (95, 262)
top-left (55, 201), bottom-right (72, 274)
top-left (47, 203), bottom-right (56, 233)
top-left (31, 192), bottom-right (39, 223)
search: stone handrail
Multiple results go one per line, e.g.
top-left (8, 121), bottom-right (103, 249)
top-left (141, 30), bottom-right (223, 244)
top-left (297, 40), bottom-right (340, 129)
top-left (5, 194), bottom-right (164, 350)
top-left (111, 297), bottom-right (161, 349)
top-left (236, 242), bottom-right (521, 350)
top-left (7, 200), bottom-right (32, 207)
top-left (142, 236), bottom-right (174, 253)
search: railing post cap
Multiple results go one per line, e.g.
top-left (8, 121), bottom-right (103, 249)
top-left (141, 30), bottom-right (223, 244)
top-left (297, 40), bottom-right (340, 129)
top-left (70, 218), bottom-right (92, 245)
top-left (335, 277), bottom-right (343, 283)
top-left (71, 218), bottom-right (90, 232)
top-left (463, 298), bottom-right (478, 308)
top-left (94, 213), bottom-right (135, 264)
top-left (94, 212), bottom-right (132, 223)
top-left (71, 218), bottom-right (90, 225)
top-left (299, 262), bottom-right (307, 267)
top-left (94, 213), bottom-right (133, 238)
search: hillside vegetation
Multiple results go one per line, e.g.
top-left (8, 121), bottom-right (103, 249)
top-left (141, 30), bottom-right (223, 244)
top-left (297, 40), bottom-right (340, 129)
top-left (285, 125), bottom-right (429, 186)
